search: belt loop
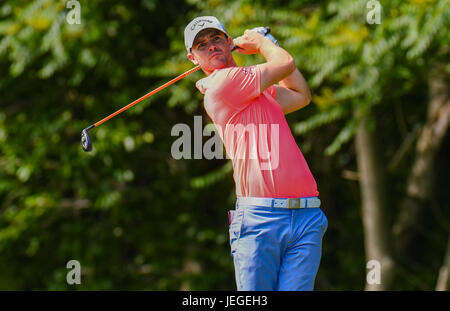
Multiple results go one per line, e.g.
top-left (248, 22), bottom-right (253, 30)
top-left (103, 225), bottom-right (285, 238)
top-left (271, 199), bottom-right (274, 208)
top-left (305, 199), bottom-right (308, 209)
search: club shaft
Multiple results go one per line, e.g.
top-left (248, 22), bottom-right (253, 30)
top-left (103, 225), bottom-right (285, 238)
top-left (93, 65), bottom-right (201, 128)
top-left (90, 27), bottom-right (270, 129)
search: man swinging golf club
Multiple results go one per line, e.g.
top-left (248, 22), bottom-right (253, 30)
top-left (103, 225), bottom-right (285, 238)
top-left (184, 16), bottom-right (328, 291)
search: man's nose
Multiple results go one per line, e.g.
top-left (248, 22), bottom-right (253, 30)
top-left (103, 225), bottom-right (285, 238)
top-left (208, 43), bottom-right (218, 51)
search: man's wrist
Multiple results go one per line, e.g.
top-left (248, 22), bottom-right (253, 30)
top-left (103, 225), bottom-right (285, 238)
top-left (257, 36), bottom-right (278, 54)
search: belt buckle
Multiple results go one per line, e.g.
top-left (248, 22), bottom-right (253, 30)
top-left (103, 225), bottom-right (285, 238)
top-left (287, 198), bottom-right (301, 209)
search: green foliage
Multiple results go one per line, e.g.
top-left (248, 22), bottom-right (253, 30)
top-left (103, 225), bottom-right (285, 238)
top-left (0, 0), bottom-right (448, 290)
top-left (293, 105), bottom-right (348, 135)
top-left (191, 161), bottom-right (232, 189)
top-left (325, 119), bottom-right (357, 156)
top-left (262, 0), bottom-right (449, 154)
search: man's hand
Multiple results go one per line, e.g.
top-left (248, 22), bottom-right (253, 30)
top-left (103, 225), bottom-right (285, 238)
top-left (250, 27), bottom-right (279, 46)
top-left (233, 30), bottom-right (275, 55)
top-left (233, 27), bottom-right (311, 114)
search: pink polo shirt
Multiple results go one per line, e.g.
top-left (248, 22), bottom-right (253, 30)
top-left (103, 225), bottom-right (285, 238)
top-left (196, 65), bottom-right (318, 198)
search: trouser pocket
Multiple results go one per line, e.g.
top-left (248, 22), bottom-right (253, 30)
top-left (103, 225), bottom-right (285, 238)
top-left (228, 210), bottom-right (235, 225)
top-left (229, 208), bottom-right (244, 256)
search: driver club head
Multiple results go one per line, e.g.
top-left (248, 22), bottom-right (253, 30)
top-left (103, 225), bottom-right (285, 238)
top-left (81, 126), bottom-right (93, 152)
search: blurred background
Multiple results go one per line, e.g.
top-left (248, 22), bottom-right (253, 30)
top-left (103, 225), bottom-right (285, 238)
top-left (0, 0), bottom-right (448, 290)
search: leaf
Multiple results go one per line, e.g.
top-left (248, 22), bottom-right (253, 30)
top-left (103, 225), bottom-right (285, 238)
top-left (293, 105), bottom-right (348, 135)
top-left (325, 119), bottom-right (357, 156)
top-left (190, 161), bottom-right (232, 189)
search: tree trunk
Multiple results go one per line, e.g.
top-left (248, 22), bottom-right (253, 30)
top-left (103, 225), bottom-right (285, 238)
top-left (392, 62), bottom-right (450, 262)
top-left (436, 234), bottom-right (450, 291)
top-left (355, 114), bottom-right (395, 290)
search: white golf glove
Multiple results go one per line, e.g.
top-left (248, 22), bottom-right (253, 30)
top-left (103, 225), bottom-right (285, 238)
top-left (250, 26), bottom-right (279, 46)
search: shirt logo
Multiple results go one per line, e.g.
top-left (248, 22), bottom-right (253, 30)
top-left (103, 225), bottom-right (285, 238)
top-left (242, 67), bottom-right (255, 76)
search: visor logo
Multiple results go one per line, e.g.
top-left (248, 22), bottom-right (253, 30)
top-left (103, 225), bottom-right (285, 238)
top-left (191, 19), bottom-right (214, 31)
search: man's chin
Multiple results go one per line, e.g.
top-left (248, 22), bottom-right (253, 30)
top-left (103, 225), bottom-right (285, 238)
top-left (209, 61), bottom-right (230, 70)
top-left (212, 64), bottom-right (229, 70)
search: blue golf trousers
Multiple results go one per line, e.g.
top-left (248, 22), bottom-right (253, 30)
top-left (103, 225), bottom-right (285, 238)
top-left (229, 201), bottom-right (328, 291)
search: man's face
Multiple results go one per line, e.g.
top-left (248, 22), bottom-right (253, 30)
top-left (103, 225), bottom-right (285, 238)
top-left (188, 29), bottom-right (233, 72)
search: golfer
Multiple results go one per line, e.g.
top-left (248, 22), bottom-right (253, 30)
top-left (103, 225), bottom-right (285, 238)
top-left (184, 16), bottom-right (328, 291)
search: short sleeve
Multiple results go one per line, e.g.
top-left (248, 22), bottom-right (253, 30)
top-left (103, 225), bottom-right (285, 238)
top-left (208, 66), bottom-right (261, 109)
top-left (266, 85), bottom-right (277, 99)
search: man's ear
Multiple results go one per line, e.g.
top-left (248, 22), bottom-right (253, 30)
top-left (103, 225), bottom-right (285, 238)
top-left (187, 52), bottom-right (198, 65)
top-left (228, 36), bottom-right (234, 50)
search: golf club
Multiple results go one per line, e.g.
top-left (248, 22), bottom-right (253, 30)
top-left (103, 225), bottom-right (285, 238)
top-left (81, 27), bottom-right (271, 152)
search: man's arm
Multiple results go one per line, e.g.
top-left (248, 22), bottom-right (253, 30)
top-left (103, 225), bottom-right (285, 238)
top-left (233, 30), bottom-right (295, 92)
top-left (233, 30), bottom-right (311, 114)
top-left (275, 68), bottom-right (312, 115)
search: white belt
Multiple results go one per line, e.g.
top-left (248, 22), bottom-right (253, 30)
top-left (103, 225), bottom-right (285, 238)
top-left (237, 196), bottom-right (321, 209)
